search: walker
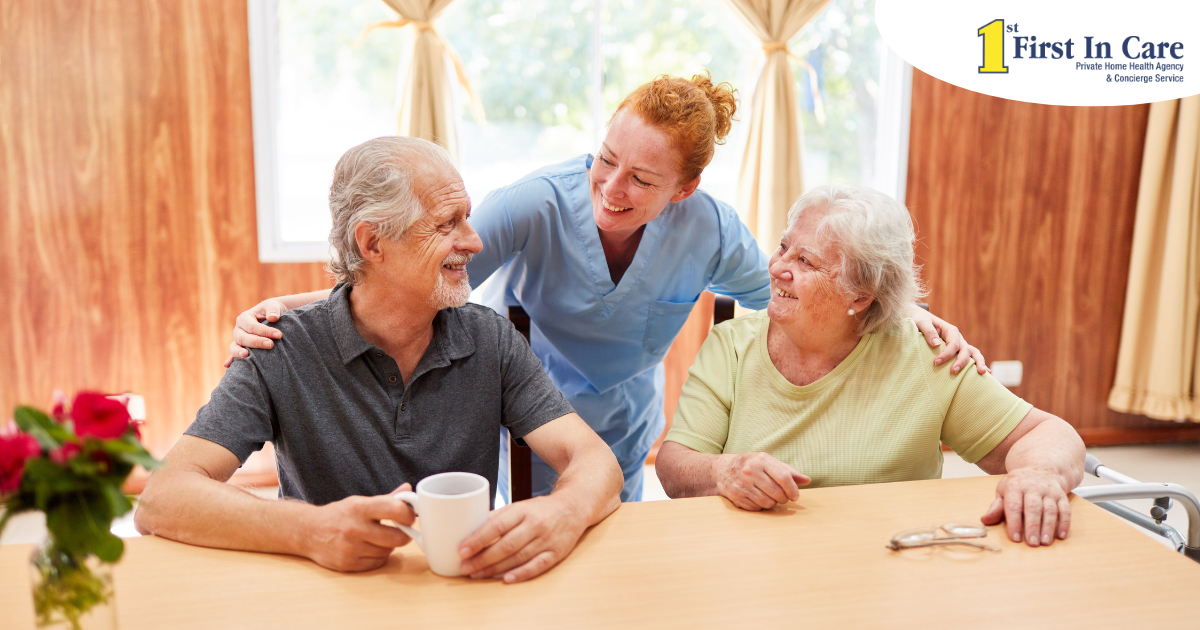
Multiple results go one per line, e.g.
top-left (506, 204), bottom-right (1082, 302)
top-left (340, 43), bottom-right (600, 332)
top-left (1072, 453), bottom-right (1200, 562)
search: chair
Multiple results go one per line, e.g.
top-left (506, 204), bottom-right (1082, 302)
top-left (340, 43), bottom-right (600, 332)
top-left (713, 295), bottom-right (736, 327)
top-left (506, 306), bottom-right (536, 503)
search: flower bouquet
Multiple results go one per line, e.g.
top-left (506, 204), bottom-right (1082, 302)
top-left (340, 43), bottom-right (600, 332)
top-left (1, 392), bottom-right (161, 630)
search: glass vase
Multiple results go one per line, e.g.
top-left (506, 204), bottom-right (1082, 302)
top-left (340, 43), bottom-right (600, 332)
top-left (29, 540), bottom-right (118, 630)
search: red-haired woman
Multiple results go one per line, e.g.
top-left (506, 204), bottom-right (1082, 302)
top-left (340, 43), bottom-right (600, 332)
top-left (225, 74), bottom-right (984, 502)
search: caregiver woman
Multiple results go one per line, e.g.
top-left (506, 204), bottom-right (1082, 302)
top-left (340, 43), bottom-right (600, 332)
top-left (225, 74), bottom-right (986, 501)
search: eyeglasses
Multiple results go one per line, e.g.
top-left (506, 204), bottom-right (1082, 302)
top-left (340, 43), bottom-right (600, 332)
top-left (887, 523), bottom-right (1000, 552)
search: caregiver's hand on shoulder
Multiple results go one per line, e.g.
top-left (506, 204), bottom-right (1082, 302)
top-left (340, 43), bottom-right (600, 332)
top-left (457, 495), bottom-right (587, 584)
top-left (222, 298), bottom-right (288, 368)
top-left (907, 304), bottom-right (989, 376)
top-left (716, 452), bottom-right (810, 511)
top-left (980, 467), bottom-right (1073, 547)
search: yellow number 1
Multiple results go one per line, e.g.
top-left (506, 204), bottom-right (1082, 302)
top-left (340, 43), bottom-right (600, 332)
top-left (978, 19), bottom-right (1008, 73)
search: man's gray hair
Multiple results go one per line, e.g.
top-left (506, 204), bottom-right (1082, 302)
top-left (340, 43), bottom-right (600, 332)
top-left (786, 183), bottom-right (927, 335)
top-left (326, 136), bottom-right (455, 286)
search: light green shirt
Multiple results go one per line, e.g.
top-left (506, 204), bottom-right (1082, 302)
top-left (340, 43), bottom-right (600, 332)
top-left (665, 312), bottom-right (1032, 488)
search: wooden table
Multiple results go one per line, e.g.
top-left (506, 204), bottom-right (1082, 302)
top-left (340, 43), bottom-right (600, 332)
top-left (2, 476), bottom-right (1198, 629)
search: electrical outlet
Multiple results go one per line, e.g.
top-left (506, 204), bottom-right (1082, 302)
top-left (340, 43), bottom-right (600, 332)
top-left (991, 361), bottom-right (1023, 387)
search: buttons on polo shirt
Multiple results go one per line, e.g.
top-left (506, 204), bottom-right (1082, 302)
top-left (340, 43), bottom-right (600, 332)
top-left (373, 351), bottom-right (384, 358)
top-left (400, 403), bottom-right (406, 411)
top-left (388, 375), bottom-right (398, 384)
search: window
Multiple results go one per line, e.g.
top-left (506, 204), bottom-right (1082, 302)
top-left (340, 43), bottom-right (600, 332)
top-left (437, 0), bottom-right (761, 207)
top-left (789, 0), bottom-right (911, 201)
top-left (248, 0), bottom-right (909, 261)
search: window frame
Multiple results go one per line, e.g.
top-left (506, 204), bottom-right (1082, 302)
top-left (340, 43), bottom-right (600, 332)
top-left (873, 46), bottom-right (913, 204)
top-left (248, 0), bottom-right (332, 262)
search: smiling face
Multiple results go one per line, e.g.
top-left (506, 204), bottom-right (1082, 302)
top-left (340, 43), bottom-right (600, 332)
top-left (767, 205), bottom-right (873, 334)
top-left (588, 110), bottom-right (700, 238)
top-left (370, 162), bottom-right (482, 311)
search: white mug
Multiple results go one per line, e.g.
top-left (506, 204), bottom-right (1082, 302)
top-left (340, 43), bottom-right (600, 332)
top-left (393, 472), bottom-right (490, 577)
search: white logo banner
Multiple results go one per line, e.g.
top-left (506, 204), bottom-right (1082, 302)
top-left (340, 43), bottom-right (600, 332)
top-left (876, 0), bottom-right (1199, 106)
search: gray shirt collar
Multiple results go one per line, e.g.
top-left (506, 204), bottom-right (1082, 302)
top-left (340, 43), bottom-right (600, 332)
top-left (327, 284), bottom-right (476, 367)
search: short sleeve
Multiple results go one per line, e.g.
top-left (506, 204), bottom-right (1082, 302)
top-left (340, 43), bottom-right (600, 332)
top-left (664, 325), bottom-right (736, 454)
top-left (466, 186), bottom-right (518, 289)
top-left (495, 313), bottom-right (575, 439)
top-left (706, 201), bottom-right (772, 311)
top-left (937, 367), bottom-right (1033, 464)
top-left (184, 357), bottom-right (276, 463)
top-left (467, 175), bottom-right (563, 291)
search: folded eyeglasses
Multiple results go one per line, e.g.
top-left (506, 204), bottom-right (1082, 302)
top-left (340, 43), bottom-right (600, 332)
top-left (887, 523), bottom-right (1001, 552)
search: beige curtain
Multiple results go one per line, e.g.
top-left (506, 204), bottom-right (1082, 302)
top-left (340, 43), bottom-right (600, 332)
top-left (1108, 96), bottom-right (1200, 421)
top-left (367, 0), bottom-right (483, 164)
top-left (722, 0), bottom-right (832, 249)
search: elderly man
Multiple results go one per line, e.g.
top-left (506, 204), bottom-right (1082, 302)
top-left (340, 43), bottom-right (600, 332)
top-left (136, 137), bottom-right (623, 583)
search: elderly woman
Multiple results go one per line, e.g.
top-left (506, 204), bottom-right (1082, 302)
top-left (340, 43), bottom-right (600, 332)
top-left (656, 184), bottom-right (1085, 547)
top-left (225, 75), bottom-right (985, 503)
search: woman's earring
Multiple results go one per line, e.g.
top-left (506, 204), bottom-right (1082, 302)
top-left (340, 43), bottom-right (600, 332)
top-left (847, 308), bottom-right (855, 316)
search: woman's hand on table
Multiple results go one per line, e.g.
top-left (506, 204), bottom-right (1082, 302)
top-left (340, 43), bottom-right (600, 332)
top-left (303, 484), bottom-right (416, 572)
top-left (715, 452), bottom-right (811, 511)
top-left (222, 299), bottom-right (289, 368)
top-left (456, 495), bottom-right (588, 584)
top-left (974, 410), bottom-right (1085, 547)
top-left (981, 467), bottom-right (1073, 547)
top-left (906, 304), bottom-right (989, 375)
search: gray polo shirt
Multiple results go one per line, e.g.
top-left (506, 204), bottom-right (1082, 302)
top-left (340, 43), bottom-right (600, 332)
top-left (186, 283), bottom-right (573, 505)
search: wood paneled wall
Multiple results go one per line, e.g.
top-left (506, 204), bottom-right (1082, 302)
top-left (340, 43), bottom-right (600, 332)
top-left (906, 70), bottom-right (1200, 444)
top-left (0, 0), bottom-right (333, 469)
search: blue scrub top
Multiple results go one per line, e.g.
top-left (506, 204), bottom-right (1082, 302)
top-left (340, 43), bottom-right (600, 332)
top-left (468, 155), bottom-right (771, 497)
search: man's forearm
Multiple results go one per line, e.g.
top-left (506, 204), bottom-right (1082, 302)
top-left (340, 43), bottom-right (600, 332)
top-left (136, 468), bottom-right (314, 557)
top-left (548, 445), bottom-right (622, 525)
top-left (655, 442), bottom-right (723, 499)
top-left (1005, 418), bottom-right (1086, 490)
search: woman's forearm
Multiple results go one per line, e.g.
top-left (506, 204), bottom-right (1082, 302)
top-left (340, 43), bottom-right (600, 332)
top-left (1005, 417), bottom-right (1086, 491)
top-left (279, 289), bottom-right (332, 311)
top-left (655, 441), bottom-right (723, 499)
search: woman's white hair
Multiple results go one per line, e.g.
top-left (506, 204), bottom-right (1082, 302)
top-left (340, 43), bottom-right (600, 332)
top-left (786, 183), bottom-right (927, 335)
top-left (326, 136), bottom-right (455, 286)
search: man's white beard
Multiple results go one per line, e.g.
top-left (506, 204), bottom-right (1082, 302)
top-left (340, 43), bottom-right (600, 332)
top-left (428, 255), bottom-right (472, 310)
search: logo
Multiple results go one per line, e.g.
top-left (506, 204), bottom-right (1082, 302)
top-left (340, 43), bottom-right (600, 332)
top-left (876, 0), bottom-right (1198, 106)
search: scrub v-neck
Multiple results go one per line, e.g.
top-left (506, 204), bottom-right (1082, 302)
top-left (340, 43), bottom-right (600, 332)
top-left (600, 224), bottom-right (647, 287)
top-left (579, 207), bottom-right (663, 308)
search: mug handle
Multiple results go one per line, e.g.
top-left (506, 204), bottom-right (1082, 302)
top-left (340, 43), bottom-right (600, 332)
top-left (392, 491), bottom-right (422, 548)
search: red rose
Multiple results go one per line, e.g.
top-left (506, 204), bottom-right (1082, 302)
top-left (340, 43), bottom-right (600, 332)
top-left (0, 433), bottom-right (40, 494)
top-left (49, 441), bottom-right (82, 465)
top-left (70, 392), bottom-right (131, 439)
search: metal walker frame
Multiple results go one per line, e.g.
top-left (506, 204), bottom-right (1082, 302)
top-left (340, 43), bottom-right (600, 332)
top-left (1072, 454), bottom-right (1200, 562)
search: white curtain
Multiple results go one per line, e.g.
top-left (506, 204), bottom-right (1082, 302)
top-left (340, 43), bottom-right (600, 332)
top-left (367, 0), bottom-right (483, 164)
top-left (722, 0), bottom-right (832, 249)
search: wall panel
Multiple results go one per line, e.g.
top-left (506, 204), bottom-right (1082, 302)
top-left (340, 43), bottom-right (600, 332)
top-left (906, 70), bottom-right (1200, 444)
top-left (0, 0), bottom-right (333, 465)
